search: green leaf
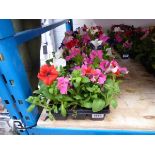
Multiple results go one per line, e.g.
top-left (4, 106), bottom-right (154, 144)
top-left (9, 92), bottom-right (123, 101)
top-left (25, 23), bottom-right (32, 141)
top-left (84, 94), bottom-right (88, 97)
top-left (27, 104), bottom-right (36, 112)
top-left (74, 95), bottom-right (82, 100)
top-left (91, 94), bottom-right (98, 99)
top-left (49, 88), bottom-right (54, 94)
top-left (33, 90), bottom-right (41, 94)
top-left (92, 57), bottom-right (100, 68)
top-left (42, 90), bottom-right (53, 100)
top-left (26, 96), bottom-right (34, 103)
top-left (92, 99), bottom-right (105, 112)
top-left (104, 84), bottom-right (111, 90)
top-left (76, 77), bottom-right (82, 83)
top-left (53, 105), bottom-right (58, 113)
top-left (56, 94), bottom-right (63, 101)
top-left (48, 112), bottom-right (54, 120)
top-left (68, 89), bottom-right (75, 94)
top-left (71, 70), bottom-right (81, 77)
top-left (63, 96), bottom-right (74, 102)
top-left (60, 104), bottom-right (67, 117)
top-left (86, 87), bottom-right (93, 92)
top-left (82, 77), bottom-right (90, 83)
top-left (73, 83), bottom-right (79, 88)
top-left (82, 101), bottom-right (92, 108)
top-left (111, 100), bottom-right (118, 109)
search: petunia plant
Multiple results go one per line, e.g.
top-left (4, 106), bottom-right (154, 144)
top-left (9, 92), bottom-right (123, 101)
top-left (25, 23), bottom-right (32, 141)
top-left (26, 25), bottom-right (129, 120)
top-left (108, 24), bottom-right (134, 57)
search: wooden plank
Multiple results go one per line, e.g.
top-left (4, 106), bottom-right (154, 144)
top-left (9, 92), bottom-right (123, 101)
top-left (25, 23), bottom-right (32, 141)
top-left (38, 59), bottom-right (155, 130)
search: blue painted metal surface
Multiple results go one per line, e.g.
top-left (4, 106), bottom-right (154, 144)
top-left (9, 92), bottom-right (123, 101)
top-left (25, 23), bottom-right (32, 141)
top-left (27, 126), bottom-right (155, 135)
top-left (0, 20), bottom-right (39, 128)
top-left (66, 19), bottom-right (73, 31)
top-left (0, 20), bottom-right (14, 39)
top-left (15, 19), bottom-right (67, 45)
top-left (0, 69), bottom-right (28, 135)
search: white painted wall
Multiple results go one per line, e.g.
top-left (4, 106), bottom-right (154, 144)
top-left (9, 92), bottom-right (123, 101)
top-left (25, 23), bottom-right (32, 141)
top-left (53, 19), bottom-right (66, 50)
top-left (53, 19), bottom-right (155, 50)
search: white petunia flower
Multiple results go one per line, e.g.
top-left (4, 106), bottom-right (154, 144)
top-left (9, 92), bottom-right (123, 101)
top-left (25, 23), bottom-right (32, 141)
top-left (105, 63), bottom-right (119, 74)
top-left (106, 48), bottom-right (112, 55)
top-left (53, 58), bottom-right (66, 69)
top-left (90, 39), bottom-right (103, 49)
top-left (106, 48), bottom-right (115, 58)
top-left (90, 29), bottom-right (98, 35)
top-left (114, 27), bottom-right (124, 32)
top-left (55, 49), bottom-right (63, 59)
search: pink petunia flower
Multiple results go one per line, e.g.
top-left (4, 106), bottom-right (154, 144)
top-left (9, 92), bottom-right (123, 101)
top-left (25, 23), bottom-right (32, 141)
top-left (82, 33), bottom-right (91, 44)
top-left (90, 68), bottom-right (106, 85)
top-left (140, 28), bottom-right (150, 40)
top-left (65, 47), bottom-right (81, 61)
top-left (57, 77), bottom-right (69, 94)
top-left (119, 67), bottom-right (129, 74)
top-left (90, 50), bottom-right (103, 61)
top-left (104, 60), bottom-right (129, 76)
top-left (104, 60), bottom-right (119, 74)
top-left (123, 40), bottom-right (132, 49)
top-left (115, 34), bottom-right (123, 43)
top-left (81, 65), bottom-right (95, 76)
top-left (100, 60), bottom-right (110, 71)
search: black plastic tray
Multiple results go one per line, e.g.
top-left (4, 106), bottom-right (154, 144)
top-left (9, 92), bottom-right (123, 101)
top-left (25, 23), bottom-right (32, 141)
top-left (52, 106), bottom-right (110, 121)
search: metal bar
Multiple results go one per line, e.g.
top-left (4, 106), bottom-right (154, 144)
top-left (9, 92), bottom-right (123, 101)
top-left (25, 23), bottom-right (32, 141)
top-left (15, 19), bottom-right (68, 45)
top-left (28, 126), bottom-right (155, 135)
top-left (0, 69), bottom-right (28, 135)
top-left (66, 19), bottom-right (73, 31)
top-left (0, 20), bottom-right (15, 39)
top-left (0, 21), bottom-right (39, 129)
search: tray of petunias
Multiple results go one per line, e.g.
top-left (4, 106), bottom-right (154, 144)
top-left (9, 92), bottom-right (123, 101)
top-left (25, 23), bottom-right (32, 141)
top-left (108, 24), bottom-right (133, 59)
top-left (26, 25), bottom-right (128, 120)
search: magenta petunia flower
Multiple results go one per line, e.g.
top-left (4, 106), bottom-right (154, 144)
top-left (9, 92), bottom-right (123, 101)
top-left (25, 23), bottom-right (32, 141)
top-left (73, 66), bottom-right (81, 70)
top-left (57, 77), bottom-right (69, 94)
top-left (83, 57), bottom-right (93, 65)
top-left (99, 34), bottom-right (109, 43)
top-left (98, 74), bottom-right (106, 85)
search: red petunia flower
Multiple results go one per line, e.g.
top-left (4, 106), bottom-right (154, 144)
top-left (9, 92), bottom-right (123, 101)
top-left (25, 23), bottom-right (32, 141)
top-left (114, 69), bottom-right (121, 77)
top-left (81, 65), bottom-right (96, 76)
top-left (65, 39), bottom-right (79, 49)
top-left (37, 64), bottom-right (58, 85)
